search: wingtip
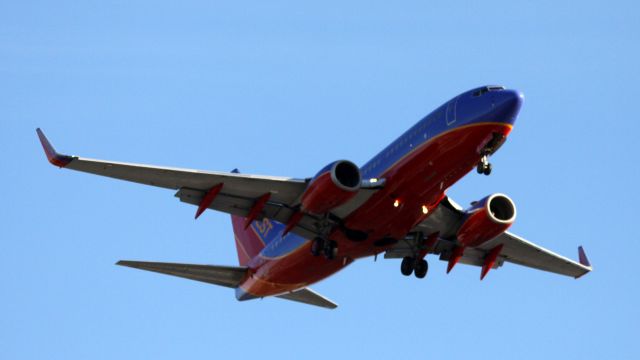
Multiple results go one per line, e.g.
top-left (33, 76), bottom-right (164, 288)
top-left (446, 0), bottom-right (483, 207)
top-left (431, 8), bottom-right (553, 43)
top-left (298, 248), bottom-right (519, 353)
top-left (578, 246), bottom-right (591, 268)
top-left (36, 128), bottom-right (74, 167)
top-left (116, 260), bottom-right (138, 267)
top-left (573, 246), bottom-right (592, 279)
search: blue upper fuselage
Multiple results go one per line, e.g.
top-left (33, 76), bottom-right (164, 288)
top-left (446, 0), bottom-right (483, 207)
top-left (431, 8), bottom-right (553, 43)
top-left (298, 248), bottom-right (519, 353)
top-left (361, 86), bottom-right (524, 179)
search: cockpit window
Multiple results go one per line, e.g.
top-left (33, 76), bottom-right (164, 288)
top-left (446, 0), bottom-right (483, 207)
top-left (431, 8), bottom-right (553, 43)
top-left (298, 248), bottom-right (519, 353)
top-left (472, 88), bottom-right (489, 97)
top-left (472, 86), bottom-right (505, 97)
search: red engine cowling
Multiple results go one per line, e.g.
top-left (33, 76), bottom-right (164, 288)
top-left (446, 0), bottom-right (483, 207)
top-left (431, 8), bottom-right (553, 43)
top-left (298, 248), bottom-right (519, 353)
top-left (457, 193), bottom-right (516, 247)
top-left (301, 160), bottom-right (361, 214)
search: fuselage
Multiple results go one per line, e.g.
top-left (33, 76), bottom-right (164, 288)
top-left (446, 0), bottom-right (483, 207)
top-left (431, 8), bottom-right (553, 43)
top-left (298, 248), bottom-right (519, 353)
top-left (236, 86), bottom-right (524, 300)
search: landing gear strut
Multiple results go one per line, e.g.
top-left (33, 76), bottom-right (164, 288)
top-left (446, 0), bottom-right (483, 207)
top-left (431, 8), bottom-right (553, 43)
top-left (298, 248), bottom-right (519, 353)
top-left (311, 237), bottom-right (338, 260)
top-left (476, 154), bottom-right (492, 176)
top-left (400, 256), bottom-right (429, 279)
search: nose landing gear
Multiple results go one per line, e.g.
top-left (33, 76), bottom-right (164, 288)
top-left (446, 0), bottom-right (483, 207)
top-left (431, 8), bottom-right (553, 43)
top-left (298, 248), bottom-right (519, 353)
top-left (476, 154), bottom-right (492, 176)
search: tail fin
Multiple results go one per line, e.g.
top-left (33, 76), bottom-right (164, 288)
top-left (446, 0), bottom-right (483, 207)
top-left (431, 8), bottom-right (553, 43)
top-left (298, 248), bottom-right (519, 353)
top-left (231, 215), bottom-right (268, 265)
top-left (229, 168), bottom-right (284, 265)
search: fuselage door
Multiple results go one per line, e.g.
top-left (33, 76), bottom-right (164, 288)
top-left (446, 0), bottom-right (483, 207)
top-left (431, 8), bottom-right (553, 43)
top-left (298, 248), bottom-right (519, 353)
top-left (445, 97), bottom-right (458, 126)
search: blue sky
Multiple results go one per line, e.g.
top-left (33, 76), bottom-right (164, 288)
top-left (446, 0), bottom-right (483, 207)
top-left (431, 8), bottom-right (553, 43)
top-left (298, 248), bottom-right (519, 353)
top-left (2, 1), bottom-right (638, 359)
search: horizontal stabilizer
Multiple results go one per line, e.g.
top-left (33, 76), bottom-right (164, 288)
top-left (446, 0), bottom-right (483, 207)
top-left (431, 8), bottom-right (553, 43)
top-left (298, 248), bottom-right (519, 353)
top-left (116, 260), bottom-right (247, 288)
top-left (276, 288), bottom-right (338, 309)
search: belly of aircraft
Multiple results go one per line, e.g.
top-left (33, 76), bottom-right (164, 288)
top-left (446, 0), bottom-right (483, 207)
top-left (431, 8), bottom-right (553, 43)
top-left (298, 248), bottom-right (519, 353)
top-left (240, 122), bottom-right (512, 298)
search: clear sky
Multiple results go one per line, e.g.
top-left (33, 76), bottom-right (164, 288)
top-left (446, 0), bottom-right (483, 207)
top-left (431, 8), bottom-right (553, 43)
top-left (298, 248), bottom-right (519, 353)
top-left (2, 1), bottom-right (638, 359)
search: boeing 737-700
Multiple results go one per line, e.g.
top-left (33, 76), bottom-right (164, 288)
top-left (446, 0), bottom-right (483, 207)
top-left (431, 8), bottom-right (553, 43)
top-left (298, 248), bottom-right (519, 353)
top-left (37, 85), bottom-right (591, 309)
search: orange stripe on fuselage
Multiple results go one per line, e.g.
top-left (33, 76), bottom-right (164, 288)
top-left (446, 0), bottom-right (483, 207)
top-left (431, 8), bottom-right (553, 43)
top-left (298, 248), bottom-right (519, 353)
top-left (374, 122), bottom-right (513, 181)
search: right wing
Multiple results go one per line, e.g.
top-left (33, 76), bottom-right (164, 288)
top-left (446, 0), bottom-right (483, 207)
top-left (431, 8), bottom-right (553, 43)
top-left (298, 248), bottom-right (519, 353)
top-left (37, 129), bottom-right (380, 239)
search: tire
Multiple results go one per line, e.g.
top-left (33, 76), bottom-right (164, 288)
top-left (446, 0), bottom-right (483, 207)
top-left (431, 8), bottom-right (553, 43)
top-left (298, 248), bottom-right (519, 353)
top-left (311, 238), bottom-right (324, 256)
top-left (477, 162), bottom-right (484, 174)
top-left (483, 163), bottom-right (492, 176)
top-left (401, 257), bottom-right (414, 276)
top-left (414, 259), bottom-right (428, 279)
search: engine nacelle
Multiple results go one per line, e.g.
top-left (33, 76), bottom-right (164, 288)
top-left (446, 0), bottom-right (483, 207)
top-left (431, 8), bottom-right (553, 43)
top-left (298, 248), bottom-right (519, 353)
top-left (457, 193), bottom-right (516, 247)
top-left (301, 160), bottom-right (361, 214)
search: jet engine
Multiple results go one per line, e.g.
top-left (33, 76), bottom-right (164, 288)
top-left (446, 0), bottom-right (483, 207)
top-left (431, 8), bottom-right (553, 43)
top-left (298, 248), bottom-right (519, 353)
top-left (301, 160), bottom-right (361, 214)
top-left (457, 193), bottom-right (516, 247)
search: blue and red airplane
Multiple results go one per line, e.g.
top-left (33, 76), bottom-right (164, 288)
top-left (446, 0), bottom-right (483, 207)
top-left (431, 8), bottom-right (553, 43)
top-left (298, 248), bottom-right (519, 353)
top-left (38, 85), bottom-right (591, 309)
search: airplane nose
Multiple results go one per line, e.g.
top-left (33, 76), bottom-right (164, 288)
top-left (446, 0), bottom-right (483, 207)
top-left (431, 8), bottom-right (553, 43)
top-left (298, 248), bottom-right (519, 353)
top-left (494, 89), bottom-right (524, 124)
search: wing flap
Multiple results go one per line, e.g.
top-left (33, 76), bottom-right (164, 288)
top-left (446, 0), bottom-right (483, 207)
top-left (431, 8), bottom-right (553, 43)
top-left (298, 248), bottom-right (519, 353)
top-left (116, 260), bottom-right (248, 288)
top-left (174, 187), bottom-right (320, 239)
top-left (276, 288), bottom-right (338, 309)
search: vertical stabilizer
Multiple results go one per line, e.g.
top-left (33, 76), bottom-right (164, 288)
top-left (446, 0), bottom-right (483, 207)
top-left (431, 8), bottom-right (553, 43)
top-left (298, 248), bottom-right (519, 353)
top-left (231, 215), bottom-right (268, 265)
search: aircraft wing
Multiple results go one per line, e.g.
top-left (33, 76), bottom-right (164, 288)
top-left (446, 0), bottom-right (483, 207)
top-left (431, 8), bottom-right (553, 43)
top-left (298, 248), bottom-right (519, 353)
top-left (37, 129), bottom-right (379, 239)
top-left (387, 196), bottom-right (592, 278)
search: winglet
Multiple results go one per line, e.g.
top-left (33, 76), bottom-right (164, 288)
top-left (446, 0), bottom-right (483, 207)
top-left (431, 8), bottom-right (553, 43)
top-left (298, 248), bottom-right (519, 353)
top-left (578, 246), bottom-right (591, 267)
top-left (36, 128), bottom-right (74, 167)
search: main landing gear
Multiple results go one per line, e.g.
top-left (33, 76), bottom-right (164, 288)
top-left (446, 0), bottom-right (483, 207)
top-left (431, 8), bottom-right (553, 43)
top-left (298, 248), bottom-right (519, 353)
top-left (401, 256), bottom-right (429, 279)
top-left (311, 237), bottom-right (338, 260)
top-left (476, 153), bottom-right (492, 176)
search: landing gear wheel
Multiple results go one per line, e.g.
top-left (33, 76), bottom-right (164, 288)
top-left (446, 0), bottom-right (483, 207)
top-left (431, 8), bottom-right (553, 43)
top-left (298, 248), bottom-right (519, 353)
top-left (401, 257), bottom-right (415, 276)
top-left (414, 259), bottom-right (428, 279)
top-left (323, 240), bottom-right (338, 260)
top-left (311, 237), bottom-right (324, 256)
top-left (477, 155), bottom-right (492, 176)
top-left (483, 163), bottom-right (492, 176)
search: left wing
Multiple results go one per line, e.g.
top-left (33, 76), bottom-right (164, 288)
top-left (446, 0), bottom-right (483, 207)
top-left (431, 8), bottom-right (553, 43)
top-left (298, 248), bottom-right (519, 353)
top-left (386, 196), bottom-right (592, 278)
top-left (37, 129), bottom-right (379, 238)
top-left (476, 232), bottom-right (591, 278)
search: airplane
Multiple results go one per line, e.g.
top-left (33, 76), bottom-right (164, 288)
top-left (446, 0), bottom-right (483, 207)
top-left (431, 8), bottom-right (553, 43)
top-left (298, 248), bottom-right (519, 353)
top-left (37, 85), bottom-right (591, 309)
